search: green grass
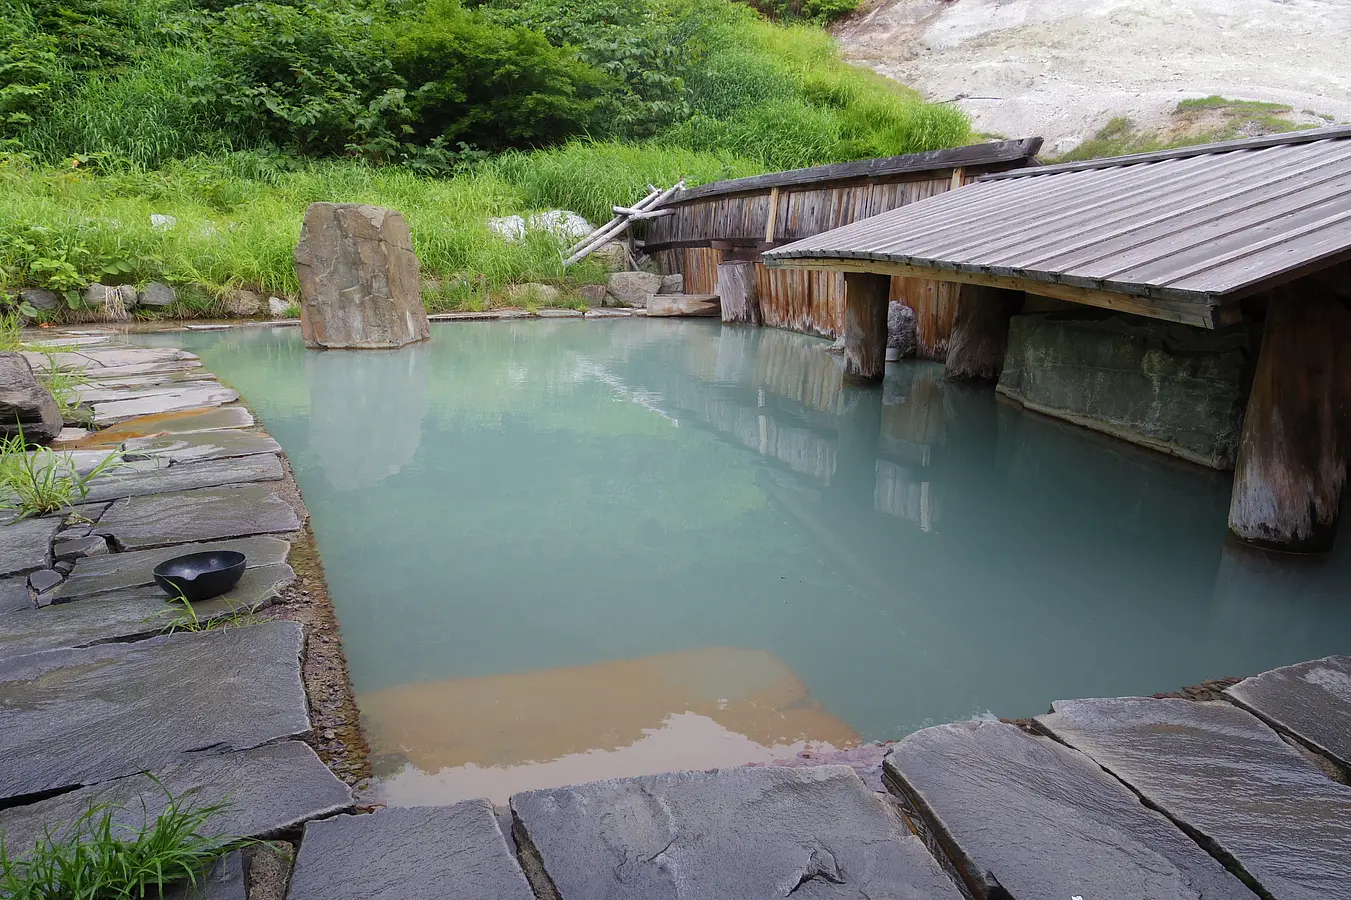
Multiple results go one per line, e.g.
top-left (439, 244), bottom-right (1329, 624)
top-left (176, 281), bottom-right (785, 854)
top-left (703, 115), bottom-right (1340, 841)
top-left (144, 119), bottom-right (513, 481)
top-left (0, 428), bottom-right (126, 520)
top-left (0, 791), bottom-right (238, 900)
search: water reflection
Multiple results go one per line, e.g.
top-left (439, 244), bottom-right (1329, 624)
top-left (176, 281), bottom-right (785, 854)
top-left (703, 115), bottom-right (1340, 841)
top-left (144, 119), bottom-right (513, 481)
top-left (306, 342), bottom-right (429, 491)
top-left (150, 321), bottom-right (1351, 807)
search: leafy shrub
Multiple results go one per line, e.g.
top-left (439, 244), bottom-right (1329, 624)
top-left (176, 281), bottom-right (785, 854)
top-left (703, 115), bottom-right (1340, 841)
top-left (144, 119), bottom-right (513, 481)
top-left (196, 2), bottom-right (411, 159)
top-left (0, 7), bottom-right (64, 138)
top-left (389, 0), bottom-right (614, 151)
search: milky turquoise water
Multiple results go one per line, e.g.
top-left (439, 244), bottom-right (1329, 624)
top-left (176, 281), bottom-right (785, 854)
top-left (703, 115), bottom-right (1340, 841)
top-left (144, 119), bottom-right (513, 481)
top-left (149, 320), bottom-right (1351, 800)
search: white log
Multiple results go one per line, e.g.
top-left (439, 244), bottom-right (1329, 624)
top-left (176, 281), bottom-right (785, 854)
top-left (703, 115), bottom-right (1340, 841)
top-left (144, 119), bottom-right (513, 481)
top-left (564, 180), bottom-right (685, 267)
top-left (565, 188), bottom-right (658, 256)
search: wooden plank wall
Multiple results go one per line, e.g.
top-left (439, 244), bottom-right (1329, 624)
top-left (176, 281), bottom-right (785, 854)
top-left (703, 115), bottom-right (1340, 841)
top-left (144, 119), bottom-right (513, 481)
top-left (647, 172), bottom-right (970, 359)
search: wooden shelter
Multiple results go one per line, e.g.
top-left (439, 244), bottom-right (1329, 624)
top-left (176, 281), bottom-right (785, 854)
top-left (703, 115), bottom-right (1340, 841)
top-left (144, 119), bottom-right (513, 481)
top-left (638, 139), bottom-right (1042, 358)
top-left (764, 126), bottom-right (1351, 553)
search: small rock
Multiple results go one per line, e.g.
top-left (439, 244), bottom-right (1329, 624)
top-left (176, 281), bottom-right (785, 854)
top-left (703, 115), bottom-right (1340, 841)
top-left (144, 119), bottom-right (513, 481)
top-left (606, 271), bottom-right (662, 307)
top-left (53, 560), bottom-right (74, 575)
top-left (150, 214), bottom-right (177, 232)
top-left (223, 290), bottom-right (263, 317)
top-left (504, 283), bottom-right (561, 305)
top-left (528, 210), bottom-right (592, 242)
top-left (825, 336), bottom-right (846, 355)
top-left (28, 568), bottom-right (64, 595)
top-left (19, 288), bottom-right (60, 312)
top-left (584, 308), bottom-right (632, 318)
top-left (577, 284), bottom-right (607, 306)
top-left (0, 352), bottom-right (62, 444)
top-left (535, 308), bottom-right (583, 318)
top-left (658, 274), bottom-right (684, 294)
top-left (267, 296), bottom-right (291, 318)
top-left (888, 301), bottom-right (917, 357)
top-left (53, 535), bottom-right (109, 560)
top-left (138, 282), bottom-right (176, 308)
top-left (83, 284), bottom-right (134, 321)
top-left (591, 242), bottom-right (629, 271)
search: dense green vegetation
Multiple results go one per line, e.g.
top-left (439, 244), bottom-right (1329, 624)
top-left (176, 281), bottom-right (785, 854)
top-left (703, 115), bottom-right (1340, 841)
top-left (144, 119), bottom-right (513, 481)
top-left (0, 0), bottom-right (970, 312)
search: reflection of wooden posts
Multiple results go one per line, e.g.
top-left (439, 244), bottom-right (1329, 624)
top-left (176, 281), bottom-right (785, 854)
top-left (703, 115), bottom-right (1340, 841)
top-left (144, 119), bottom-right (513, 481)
top-left (1229, 291), bottom-right (1351, 552)
top-left (843, 272), bottom-right (890, 383)
top-left (718, 261), bottom-right (762, 325)
top-left (836, 384), bottom-right (884, 503)
top-left (945, 286), bottom-right (1024, 382)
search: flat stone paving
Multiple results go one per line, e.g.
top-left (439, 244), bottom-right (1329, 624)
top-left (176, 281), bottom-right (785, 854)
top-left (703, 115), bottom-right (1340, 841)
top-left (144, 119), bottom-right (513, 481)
top-left (288, 803), bottom-right (535, 900)
top-left (122, 430), bottom-right (282, 463)
top-left (95, 484), bottom-right (301, 549)
top-left (54, 535), bottom-right (290, 599)
top-left (1038, 698), bottom-right (1351, 900)
top-left (0, 563), bottom-right (294, 656)
top-left (0, 621), bottom-right (310, 803)
top-left (0, 742), bottom-right (350, 854)
top-left (511, 765), bottom-right (963, 900)
top-left (0, 515), bottom-right (60, 576)
top-left (884, 719), bottom-right (1255, 900)
top-left (1224, 655), bottom-right (1351, 774)
top-left (81, 454), bottom-right (284, 502)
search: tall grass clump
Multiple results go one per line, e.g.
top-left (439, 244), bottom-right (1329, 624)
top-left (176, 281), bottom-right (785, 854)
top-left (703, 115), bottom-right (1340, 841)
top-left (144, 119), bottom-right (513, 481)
top-left (0, 792), bottom-right (238, 900)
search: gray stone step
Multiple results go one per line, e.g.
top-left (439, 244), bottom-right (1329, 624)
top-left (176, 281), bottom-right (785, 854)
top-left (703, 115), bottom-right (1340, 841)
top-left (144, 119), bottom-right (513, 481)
top-left (164, 852), bottom-right (246, 900)
top-left (93, 406), bottom-right (256, 438)
top-left (0, 563), bottom-right (294, 658)
top-left (287, 802), bottom-right (534, 900)
top-left (510, 765), bottom-right (963, 900)
top-left (0, 742), bottom-right (350, 856)
top-left (81, 455), bottom-right (283, 503)
top-left (1224, 655), bottom-right (1351, 775)
top-left (0, 621), bottom-right (310, 803)
top-left (0, 516), bottom-right (60, 576)
top-left (25, 347), bottom-right (199, 373)
top-left (95, 485), bottom-right (301, 550)
top-left (0, 574), bottom-right (32, 613)
top-left (94, 384), bottom-right (241, 425)
top-left (55, 535), bottom-right (289, 601)
top-left (122, 431), bottom-right (282, 465)
top-left (884, 720), bottom-right (1255, 900)
top-left (1038, 698), bottom-right (1351, 900)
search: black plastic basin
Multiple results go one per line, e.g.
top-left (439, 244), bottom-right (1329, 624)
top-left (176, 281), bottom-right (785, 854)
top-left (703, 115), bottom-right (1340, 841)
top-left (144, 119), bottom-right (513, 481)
top-left (153, 550), bottom-right (246, 602)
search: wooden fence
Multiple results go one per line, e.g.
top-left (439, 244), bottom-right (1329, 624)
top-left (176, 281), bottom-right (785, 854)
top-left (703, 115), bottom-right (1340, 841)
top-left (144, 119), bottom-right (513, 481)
top-left (641, 139), bottom-right (1042, 359)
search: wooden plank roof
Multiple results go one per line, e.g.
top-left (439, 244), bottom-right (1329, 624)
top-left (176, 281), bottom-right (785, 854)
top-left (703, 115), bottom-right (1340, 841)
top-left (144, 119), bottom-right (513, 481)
top-left (668, 138), bottom-right (1043, 204)
top-left (763, 125), bottom-right (1351, 306)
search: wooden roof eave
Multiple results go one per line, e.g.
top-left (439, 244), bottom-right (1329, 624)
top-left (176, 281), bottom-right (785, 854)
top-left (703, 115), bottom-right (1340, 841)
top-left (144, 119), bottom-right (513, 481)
top-left (764, 253), bottom-right (1238, 329)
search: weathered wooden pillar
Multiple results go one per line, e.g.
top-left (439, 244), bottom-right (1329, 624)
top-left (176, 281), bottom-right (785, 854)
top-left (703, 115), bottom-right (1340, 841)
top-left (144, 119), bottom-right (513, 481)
top-left (945, 285), bottom-right (1024, 382)
top-left (1229, 291), bottom-right (1351, 553)
top-left (843, 272), bottom-right (890, 383)
top-left (718, 261), bottom-right (762, 325)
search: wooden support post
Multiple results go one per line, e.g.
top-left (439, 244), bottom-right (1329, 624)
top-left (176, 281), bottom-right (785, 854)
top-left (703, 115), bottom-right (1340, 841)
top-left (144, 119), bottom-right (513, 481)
top-left (718, 261), bottom-right (762, 325)
top-left (1228, 291), bottom-right (1351, 553)
top-left (945, 285), bottom-right (1024, 382)
top-left (843, 272), bottom-right (890, 383)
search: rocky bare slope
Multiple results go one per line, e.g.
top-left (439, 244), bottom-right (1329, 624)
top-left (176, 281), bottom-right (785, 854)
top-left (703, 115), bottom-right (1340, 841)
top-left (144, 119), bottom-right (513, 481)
top-left (838, 0), bottom-right (1351, 155)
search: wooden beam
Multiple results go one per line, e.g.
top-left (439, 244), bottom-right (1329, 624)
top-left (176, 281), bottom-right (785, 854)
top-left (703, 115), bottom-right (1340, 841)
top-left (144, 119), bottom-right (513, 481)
top-left (717, 261), bottom-right (762, 325)
top-left (764, 187), bottom-right (780, 243)
top-left (770, 257), bottom-right (1233, 329)
top-left (843, 272), bottom-right (891, 383)
top-left (1228, 289), bottom-right (1351, 553)
top-left (945, 285), bottom-right (1024, 383)
top-left (949, 167), bottom-right (966, 191)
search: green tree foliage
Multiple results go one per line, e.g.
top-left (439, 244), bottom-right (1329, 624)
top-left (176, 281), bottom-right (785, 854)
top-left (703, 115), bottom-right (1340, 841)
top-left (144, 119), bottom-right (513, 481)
top-left (390, 0), bottom-right (615, 150)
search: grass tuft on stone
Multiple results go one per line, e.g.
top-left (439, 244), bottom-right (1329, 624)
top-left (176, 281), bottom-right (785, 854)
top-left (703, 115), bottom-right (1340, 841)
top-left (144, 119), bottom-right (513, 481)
top-left (0, 791), bottom-right (237, 900)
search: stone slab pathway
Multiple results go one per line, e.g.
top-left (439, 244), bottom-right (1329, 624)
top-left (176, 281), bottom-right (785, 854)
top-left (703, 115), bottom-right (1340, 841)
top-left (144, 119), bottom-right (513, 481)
top-left (0, 574), bottom-right (30, 613)
top-left (1224, 655), bottom-right (1351, 774)
top-left (1038, 698), bottom-right (1351, 900)
top-left (510, 765), bottom-right (963, 900)
top-left (81, 455), bottom-right (284, 502)
top-left (0, 742), bottom-right (350, 854)
top-left (122, 430), bottom-right (282, 463)
top-left (884, 719), bottom-right (1254, 900)
top-left (287, 803), bottom-right (535, 900)
top-left (95, 484), bottom-right (302, 550)
top-left (94, 383), bottom-right (241, 425)
top-left (54, 535), bottom-right (290, 599)
top-left (0, 621), bottom-right (310, 803)
top-left (0, 516), bottom-right (60, 576)
top-left (0, 563), bottom-right (294, 656)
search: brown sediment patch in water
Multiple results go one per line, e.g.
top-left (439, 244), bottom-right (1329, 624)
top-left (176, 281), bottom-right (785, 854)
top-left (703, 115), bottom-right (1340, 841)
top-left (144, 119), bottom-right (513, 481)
top-left (360, 647), bottom-right (858, 805)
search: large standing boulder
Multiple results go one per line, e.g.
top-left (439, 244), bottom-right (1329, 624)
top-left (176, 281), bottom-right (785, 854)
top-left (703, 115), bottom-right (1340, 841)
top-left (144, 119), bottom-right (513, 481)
top-left (294, 203), bottom-right (429, 350)
top-left (0, 352), bottom-right (62, 445)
